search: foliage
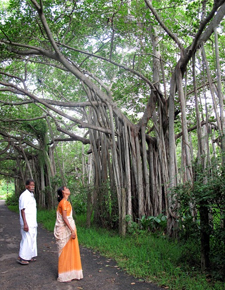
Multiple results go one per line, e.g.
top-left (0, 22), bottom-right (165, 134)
top-left (125, 215), bottom-right (141, 234)
top-left (126, 213), bottom-right (167, 236)
top-left (172, 182), bottom-right (200, 240)
top-left (138, 214), bottom-right (167, 232)
top-left (3, 180), bottom-right (19, 207)
top-left (0, 179), bottom-right (15, 200)
top-left (93, 182), bottom-right (119, 229)
top-left (171, 164), bottom-right (225, 280)
top-left (70, 185), bottom-right (88, 216)
top-left (5, 192), bottom-right (18, 206)
top-left (210, 227), bottom-right (225, 281)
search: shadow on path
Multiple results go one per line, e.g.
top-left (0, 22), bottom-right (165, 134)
top-left (0, 200), bottom-right (162, 290)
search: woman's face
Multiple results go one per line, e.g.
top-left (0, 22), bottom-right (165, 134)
top-left (62, 187), bottom-right (70, 198)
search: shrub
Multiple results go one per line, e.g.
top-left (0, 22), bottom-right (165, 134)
top-left (138, 214), bottom-right (167, 232)
top-left (5, 193), bottom-right (18, 206)
top-left (171, 164), bottom-right (225, 280)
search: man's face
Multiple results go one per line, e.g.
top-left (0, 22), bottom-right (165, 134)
top-left (27, 181), bottom-right (35, 193)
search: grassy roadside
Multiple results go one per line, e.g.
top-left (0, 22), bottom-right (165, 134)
top-left (8, 205), bottom-right (224, 290)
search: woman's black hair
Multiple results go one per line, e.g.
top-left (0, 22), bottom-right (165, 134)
top-left (57, 186), bottom-right (65, 202)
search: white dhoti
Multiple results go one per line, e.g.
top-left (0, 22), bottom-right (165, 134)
top-left (19, 227), bottom-right (37, 260)
top-left (18, 189), bottom-right (38, 260)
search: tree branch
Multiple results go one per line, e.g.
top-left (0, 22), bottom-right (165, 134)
top-left (175, 120), bottom-right (217, 139)
top-left (0, 171), bottom-right (21, 179)
top-left (58, 42), bottom-right (158, 92)
top-left (55, 126), bottom-right (90, 144)
top-left (181, 2), bottom-right (225, 70)
top-left (0, 115), bottom-right (47, 122)
top-left (0, 129), bottom-right (40, 150)
top-left (0, 80), bottom-right (112, 134)
top-left (0, 142), bottom-right (10, 156)
top-left (0, 39), bottom-right (58, 59)
top-left (144, 0), bottom-right (184, 52)
top-left (0, 98), bottom-right (100, 108)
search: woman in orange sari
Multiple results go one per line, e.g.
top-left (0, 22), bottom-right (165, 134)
top-left (54, 186), bottom-right (83, 282)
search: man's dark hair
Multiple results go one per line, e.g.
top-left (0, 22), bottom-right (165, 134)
top-left (26, 179), bottom-right (35, 186)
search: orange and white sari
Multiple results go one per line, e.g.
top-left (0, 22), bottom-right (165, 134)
top-left (54, 199), bottom-right (83, 282)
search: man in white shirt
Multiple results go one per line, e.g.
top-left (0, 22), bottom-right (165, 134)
top-left (17, 179), bottom-right (38, 265)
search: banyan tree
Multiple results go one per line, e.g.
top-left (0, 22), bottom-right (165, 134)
top-left (0, 0), bottom-right (225, 235)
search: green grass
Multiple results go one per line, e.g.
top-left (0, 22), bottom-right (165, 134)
top-left (76, 226), bottom-right (224, 290)
top-left (37, 209), bottom-right (56, 231)
top-left (7, 207), bottom-right (225, 290)
top-left (7, 205), bottom-right (18, 213)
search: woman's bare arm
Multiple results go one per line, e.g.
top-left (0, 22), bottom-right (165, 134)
top-left (62, 210), bottom-right (76, 239)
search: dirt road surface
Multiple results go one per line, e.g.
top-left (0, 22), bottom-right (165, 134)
top-left (0, 200), bottom-right (162, 290)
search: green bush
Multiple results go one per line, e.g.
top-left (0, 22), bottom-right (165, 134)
top-left (126, 215), bottom-right (141, 234)
top-left (210, 227), bottom-right (225, 281)
top-left (70, 185), bottom-right (88, 215)
top-left (138, 214), bottom-right (167, 232)
top-left (5, 193), bottom-right (18, 206)
top-left (171, 164), bottom-right (225, 280)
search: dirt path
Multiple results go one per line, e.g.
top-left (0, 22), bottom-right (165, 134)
top-left (0, 200), bottom-right (162, 290)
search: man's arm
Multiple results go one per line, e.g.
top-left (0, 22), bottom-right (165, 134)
top-left (21, 209), bottom-right (29, 232)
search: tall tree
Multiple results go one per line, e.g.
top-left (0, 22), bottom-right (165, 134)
top-left (0, 0), bottom-right (225, 232)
